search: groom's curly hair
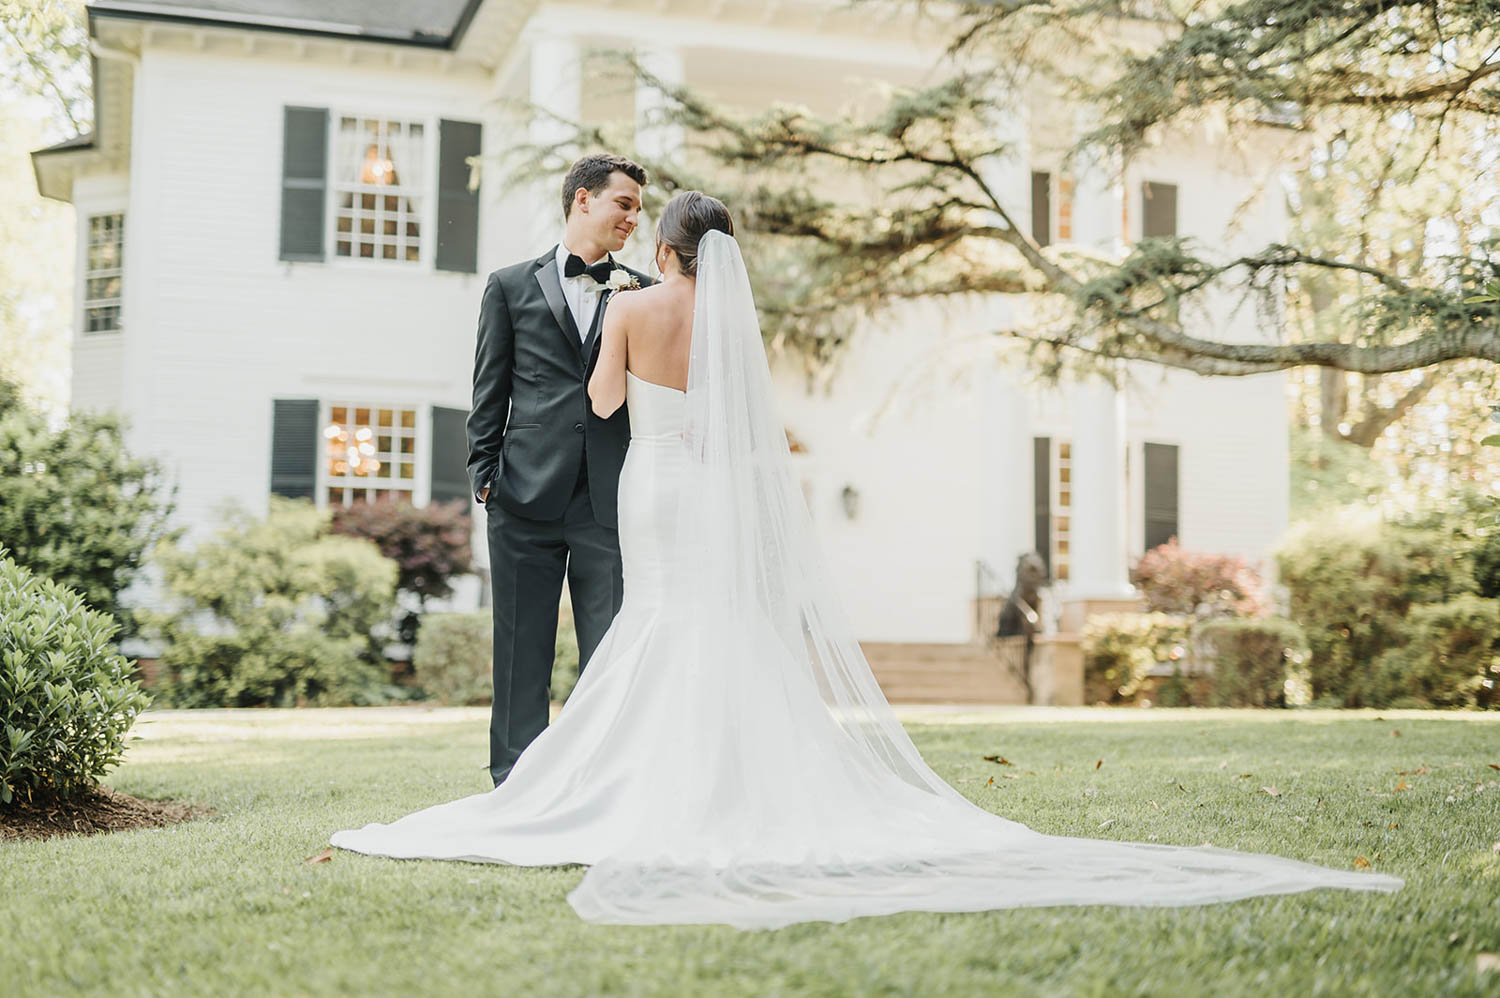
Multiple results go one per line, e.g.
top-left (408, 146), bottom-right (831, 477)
top-left (656, 191), bottom-right (734, 278)
top-left (561, 153), bottom-right (647, 219)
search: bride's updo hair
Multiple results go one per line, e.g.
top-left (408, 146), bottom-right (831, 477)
top-left (656, 191), bottom-right (734, 278)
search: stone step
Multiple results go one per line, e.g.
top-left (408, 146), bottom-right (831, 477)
top-left (859, 642), bottom-right (1030, 705)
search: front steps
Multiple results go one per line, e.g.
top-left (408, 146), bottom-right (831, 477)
top-left (861, 642), bottom-right (1030, 705)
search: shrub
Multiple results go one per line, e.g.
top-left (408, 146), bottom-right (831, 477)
top-left (1368, 594), bottom-right (1500, 708)
top-left (143, 499), bottom-right (399, 707)
top-left (330, 498), bottom-right (474, 641)
top-left (0, 381), bottom-right (176, 637)
top-left (1081, 612), bottom-right (1192, 704)
top-left (551, 601), bottom-right (580, 703)
top-left (412, 613), bottom-right (490, 705)
top-left (1471, 531), bottom-right (1500, 599)
top-left (1276, 511), bottom-right (1475, 705)
top-left (0, 554), bottom-right (150, 804)
top-left (1191, 616), bottom-right (1310, 708)
top-left (411, 602), bottom-right (582, 706)
top-left (1130, 539), bottom-right (1267, 618)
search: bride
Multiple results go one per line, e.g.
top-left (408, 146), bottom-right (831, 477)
top-left (330, 191), bottom-right (1401, 929)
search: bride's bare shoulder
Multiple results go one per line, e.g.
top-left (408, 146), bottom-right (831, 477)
top-left (606, 284), bottom-right (660, 318)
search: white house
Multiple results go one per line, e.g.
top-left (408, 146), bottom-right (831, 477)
top-left (33, 0), bottom-right (1293, 691)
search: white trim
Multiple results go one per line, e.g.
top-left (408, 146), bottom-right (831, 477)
top-left (524, 4), bottom-right (940, 67)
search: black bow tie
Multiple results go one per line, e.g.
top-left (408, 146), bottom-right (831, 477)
top-left (563, 253), bottom-right (613, 284)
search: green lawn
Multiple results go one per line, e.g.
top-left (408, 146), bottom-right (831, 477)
top-left (3, 707), bottom-right (1497, 997)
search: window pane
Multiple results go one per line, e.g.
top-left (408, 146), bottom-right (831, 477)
top-left (83, 213), bottom-right (124, 333)
top-left (323, 403), bottom-right (420, 506)
top-left (330, 114), bottom-right (425, 265)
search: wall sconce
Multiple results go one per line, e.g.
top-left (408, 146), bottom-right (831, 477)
top-left (840, 484), bottom-right (860, 520)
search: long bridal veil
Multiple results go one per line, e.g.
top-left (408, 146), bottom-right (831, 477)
top-left (564, 231), bottom-right (1401, 929)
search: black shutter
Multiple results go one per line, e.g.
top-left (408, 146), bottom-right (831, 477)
top-left (270, 399), bottom-right (320, 499)
top-left (430, 405), bottom-right (471, 509)
top-left (279, 107), bottom-right (328, 262)
top-left (1033, 436), bottom-right (1051, 573)
top-left (1144, 442), bottom-right (1179, 550)
top-left (1030, 171), bottom-right (1051, 247)
top-left (436, 119), bottom-right (482, 274)
top-left (1142, 180), bottom-right (1177, 239)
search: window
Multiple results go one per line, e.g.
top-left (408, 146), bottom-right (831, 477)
top-left (332, 116), bottom-right (425, 262)
top-left (1143, 441), bottom-right (1179, 550)
top-left (1142, 180), bottom-right (1178, 239)
top-left (84, 213), bottom-right (124, 332)
top-left (322, 402), bottom-right (419, 506)
top-left (1030, 171), bottom-right (1051, 247)
top-left (1033, 436), bottom-right (1073, 582)
top-left (1052, 440), bottom-right (1073, 582)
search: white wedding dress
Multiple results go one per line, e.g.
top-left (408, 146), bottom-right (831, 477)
top-left (331, 233), bottom-right (1401, 929)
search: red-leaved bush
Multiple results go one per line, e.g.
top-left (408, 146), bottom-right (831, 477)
top-left (1130, 539), bottom-right (1267, 618)
top-left (330, 497), bottom-right (473, 607)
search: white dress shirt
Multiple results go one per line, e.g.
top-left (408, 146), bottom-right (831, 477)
top-left (556, 242), bottom-right (610, 343)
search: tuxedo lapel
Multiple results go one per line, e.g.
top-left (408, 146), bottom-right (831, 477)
top-left (533, 254), bottom-right (583, 362)
top-left (581, 289), bottom-right (611, 367)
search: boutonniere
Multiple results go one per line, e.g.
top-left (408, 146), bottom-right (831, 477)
top-left (605, 269), bottom-right (640, 292)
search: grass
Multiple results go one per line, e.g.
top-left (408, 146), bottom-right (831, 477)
top-left (3, 706), bottom-right (1498, 997)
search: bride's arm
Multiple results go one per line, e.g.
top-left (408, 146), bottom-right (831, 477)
top-left (588, 293), bottom-right (632, 418)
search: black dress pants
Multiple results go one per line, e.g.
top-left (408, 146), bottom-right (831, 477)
top-left (484, 460), bottom-right (623, 786)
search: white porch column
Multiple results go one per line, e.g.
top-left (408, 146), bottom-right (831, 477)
top-left (528, 35), bottom-right (582, 246)
top-left (1069, 107), bottom-right (1123, 254)
top-left (634, 46), bottom-right (685, 163)
top-left (1068, 376), bottom-right (1132, 597)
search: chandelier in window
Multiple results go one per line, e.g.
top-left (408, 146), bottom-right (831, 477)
top-left (323, 421), bottom-right (382, 477)
top-left (360, 142), bottom-right (398, 185)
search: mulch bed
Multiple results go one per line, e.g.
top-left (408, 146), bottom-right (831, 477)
top-left (1, 785), bottom-right (211, 842)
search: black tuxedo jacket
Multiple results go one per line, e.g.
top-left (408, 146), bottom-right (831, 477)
top-left (465, 247), bottom-right (653, 528)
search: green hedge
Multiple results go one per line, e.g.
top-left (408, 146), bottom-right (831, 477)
top-left (412, 605), bottom-right (581, 705)
top-left (0, 554), bottom-right (150, 803)
top-left (1192, 616), bottom-right (1310, 708)
top-left (1276, 512), bottom-right (1476, 706)
top-left (1081, 612), bottom-right (1192, 704)
top-left (143, 499), bottom-right (399, 707)
top-left (0, 383), bottom-right (176, 638)
top-left (1368, 594), bottom-right (1500, 708)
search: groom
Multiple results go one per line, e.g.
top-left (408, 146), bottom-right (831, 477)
top-left (466, 153), bottom-right (652, 787)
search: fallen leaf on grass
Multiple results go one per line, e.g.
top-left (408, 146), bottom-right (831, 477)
top-left (982, 755), bottom-right (1014, 766)
top-left (1096, 759), bottom-right (1104, 770)
top-left (1261, 786), bottom-right (1282, 797)
top-left (1488, 763), bottom-right (1499, 771)
top-left (1477, 954), bottom-right (1500, 975)
top-left (1389, 822), bottom-right (1399, 830)
top-left (305, 848), bottom-right (334, 865)
top-left (1394, 780), bottom-right (1412, 792)
top-left (1396, 766), bottom-right (1428, 776)
top-left (1149, 799), bottom-right (1160, 810)
top-left (1353, 856), bottom-right (1371, 870)
top-left (985, 776), bottom-right (995, 787)
top-left (1391, 729), bottom-right (1401, 737)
